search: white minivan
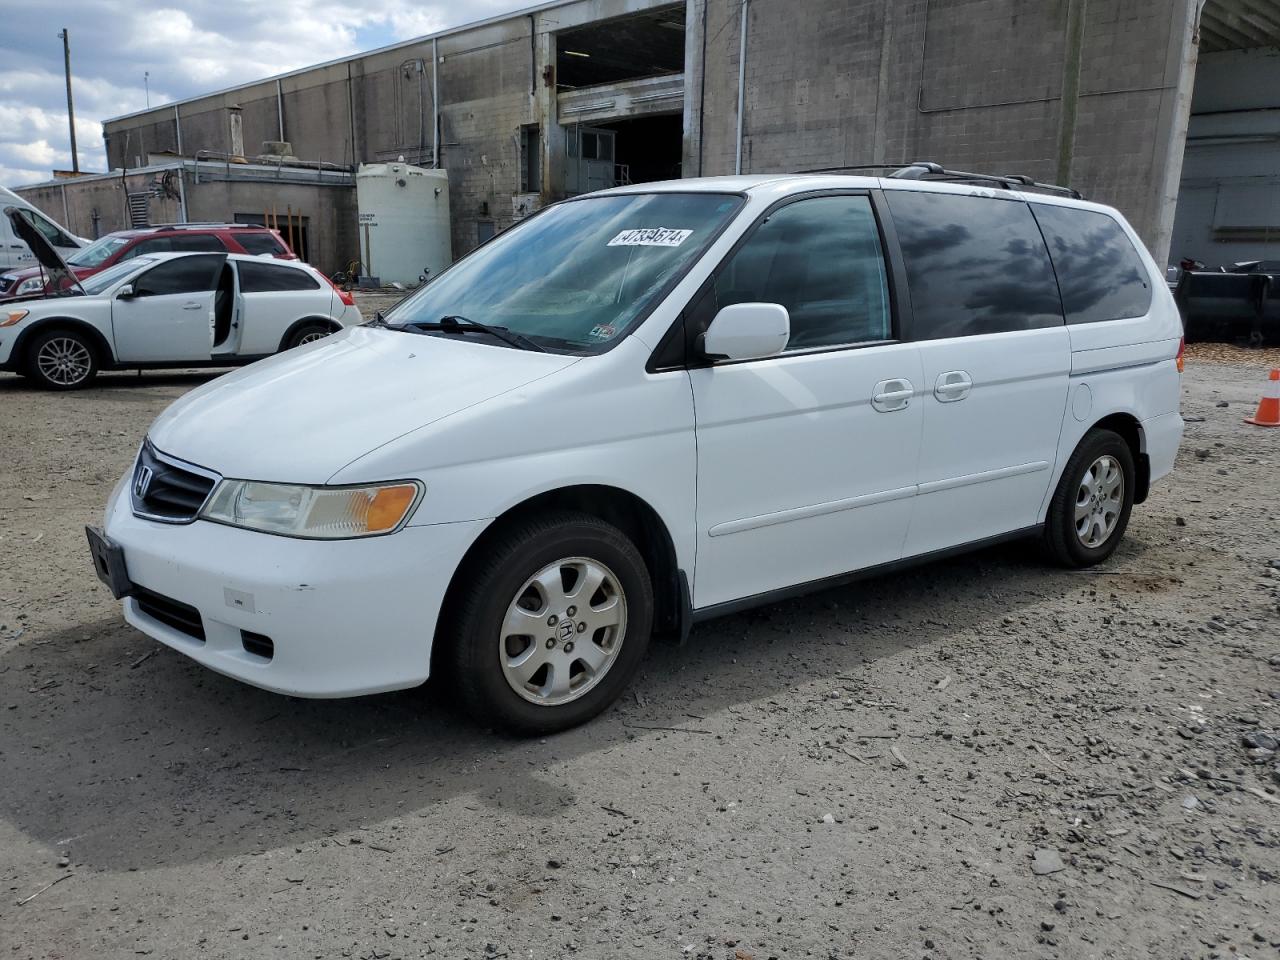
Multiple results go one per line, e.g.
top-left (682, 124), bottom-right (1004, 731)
top-left (0, 186), bottom-right (84, 271)
top-left (89, 166), bottom-right (1184, 734)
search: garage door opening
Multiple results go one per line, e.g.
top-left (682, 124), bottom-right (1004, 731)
top-left (1169, 8), bottom-right (1280, 271)
top-left (565, 114), bottom-right (683, 195)
top-left (556, 4), bottom-right (685, 90)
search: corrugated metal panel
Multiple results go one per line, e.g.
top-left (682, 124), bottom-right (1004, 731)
top-left (1201, 0), bottom-right (1280, 53)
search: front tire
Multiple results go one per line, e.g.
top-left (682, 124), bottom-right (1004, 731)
top-left (25, 328), bottom-right (98, 390)
top-left (1042, 428), bottom-right (1135, 567)
top-left (443, 511), bottom-right (653, 735)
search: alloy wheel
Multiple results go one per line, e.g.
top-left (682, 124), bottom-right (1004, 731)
top-left (36, 337), bottom-right (92, 386)
top-left (499, 556), bottom-right (628, 707)
top-left (1074, 454), bottom-right (1124, 548)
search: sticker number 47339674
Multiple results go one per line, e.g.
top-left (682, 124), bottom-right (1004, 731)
top-left (607, 227), bottom-right (693, 248)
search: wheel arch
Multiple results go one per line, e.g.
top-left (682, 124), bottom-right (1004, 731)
top-left (12, 317), bottom-right (114, 370)
top-left (1089, 412), bottom-right (1148, 503)
top-left (433, 484), bottom-right (686, 674)
top-left (277, 315), bottom-right (341, 352)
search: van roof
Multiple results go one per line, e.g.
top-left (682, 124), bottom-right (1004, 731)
top-left (592, 172), bottom-right (1108, 213)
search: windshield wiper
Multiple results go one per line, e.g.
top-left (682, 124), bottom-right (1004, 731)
top-left (364, 310), bottom-right (389, 328)
top-left (406, 315), bottom-right (546, 352)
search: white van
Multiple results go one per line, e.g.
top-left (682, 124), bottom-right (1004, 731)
top-left (0, 186), bottom-right (84, 272)
top-left (88, 165), bottom-right (1184, 734)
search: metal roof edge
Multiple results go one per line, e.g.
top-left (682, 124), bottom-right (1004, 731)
top-left (102, 0), bottom-right (668, 126)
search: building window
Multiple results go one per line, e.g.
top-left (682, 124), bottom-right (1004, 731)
top-left (520, 125), bottom-right (541, 194)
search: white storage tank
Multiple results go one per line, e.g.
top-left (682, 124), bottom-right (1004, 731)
top-left (356, 161), bottom-right (451, 286)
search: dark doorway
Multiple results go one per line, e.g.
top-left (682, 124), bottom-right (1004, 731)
top-left (564, 114), bottom-right (683, 195)
top-left (556, 4), bottom-right (685, 89)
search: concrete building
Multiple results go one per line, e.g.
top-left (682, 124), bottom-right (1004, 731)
top-left (15, 158), bottom-right (357, 272)
top-left (14, 0), bottom-right (1280, 273)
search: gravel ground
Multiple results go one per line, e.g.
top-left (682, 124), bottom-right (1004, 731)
top-left (0, 336), bottom-right (1277, 960)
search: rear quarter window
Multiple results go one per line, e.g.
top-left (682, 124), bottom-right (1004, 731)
top-left (1031, 204), bottom-right (1152, 323)
top-left (235, 232), bottom-right (287, 256)
top-left (885, 191), bottom-right (1063, 339)
top-left (238, 261), bottom-right (320, 292)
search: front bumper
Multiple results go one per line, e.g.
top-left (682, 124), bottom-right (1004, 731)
top-left (102, 486), bottom-right (486, 697)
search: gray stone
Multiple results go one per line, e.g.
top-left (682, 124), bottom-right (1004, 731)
top-left (1031, 849), bottom-right (1065, 875)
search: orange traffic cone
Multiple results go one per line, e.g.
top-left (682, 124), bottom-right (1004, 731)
top-left (1244, 368), bottom-right (1280, 427)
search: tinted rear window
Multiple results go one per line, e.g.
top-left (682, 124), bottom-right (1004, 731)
top-left (238, 261), bottom-right (320, 292)
top-left (886, 191), bottom-right (1062, 339)
top-left (167, 234), bottom-right (228, 253)
top-left (236, 232), bottom-right (287, 256)
top-left (1031, 204), bottom-right (1151, 323)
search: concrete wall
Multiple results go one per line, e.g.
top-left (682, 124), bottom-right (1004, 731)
top-left (14, 168), bottom-right (356, 275)
top-left (1170, 47), bottom-right (1280, 268)
top-left (96, 0), bottom-right (1205, 267)
top-left (685, 0), bottom-right (1200, 264)
top-left (102, 0), bottom-right (676, 260)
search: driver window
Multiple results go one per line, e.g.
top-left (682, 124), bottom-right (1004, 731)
top-left (714, 195), bottom-right (892, 351)
top-left (131, 256), bottom-right (223, 298)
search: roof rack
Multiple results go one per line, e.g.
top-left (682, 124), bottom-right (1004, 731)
top-left (888, 161), bottom-right (1082, 199)
top-left (794, 163), bottom-right (916, 175)
top-left (144, 222), bottom-right (267, 230)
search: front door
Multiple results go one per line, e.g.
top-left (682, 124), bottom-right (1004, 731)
top-left (690, 194), bottom-right (923, 609)
top-left (882, 189), bottom-right (1071, 555)
top-left (111, 255), bottom-right (224, 363)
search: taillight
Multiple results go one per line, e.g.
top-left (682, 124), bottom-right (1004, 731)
top-left (1176, 336), bottom-right (1185, 373)
top-left (325, 274), bottom-right (355, 307)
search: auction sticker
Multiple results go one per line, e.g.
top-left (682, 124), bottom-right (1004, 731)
top-left (608, 227), bottom-right (692, 247)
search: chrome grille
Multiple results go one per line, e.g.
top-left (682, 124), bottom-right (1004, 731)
top-left (130, 443), bottom-right (220, 524)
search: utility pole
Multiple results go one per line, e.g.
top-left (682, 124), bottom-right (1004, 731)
top-left (57, 29), bottom-right (79, 174)
top-left (144, 71), bottom-right (150, 108)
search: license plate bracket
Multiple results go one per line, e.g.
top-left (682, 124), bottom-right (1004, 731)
top-left (85, 525), bottom-right (133, 600)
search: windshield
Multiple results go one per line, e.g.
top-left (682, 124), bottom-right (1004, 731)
top-left (80, 257), bottom-right (156, 296)
top-left (68, 235), bottom-right (130, 268)
top-left (385, 192), bottom-right (742, 352)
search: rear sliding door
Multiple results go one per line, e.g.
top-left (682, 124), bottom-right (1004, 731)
top-left (884, 189), bottom-right (1070, 556)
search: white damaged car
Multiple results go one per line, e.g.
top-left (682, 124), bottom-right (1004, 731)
top-left (0, 206), bottom-right (360, 390)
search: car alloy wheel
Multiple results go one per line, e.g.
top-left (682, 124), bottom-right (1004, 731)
top-left (498, 556), bottom-right (628, 707)
top-left (1074, 454), bottom-right (1124, 548)
top-left (36, 336), bottom-right (93, 387)
top-left (297, 330), bottom-right (331, 345)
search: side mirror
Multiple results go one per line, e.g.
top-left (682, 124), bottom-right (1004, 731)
top-left (700, 302), bottom-right (790, 362)
top-left (116, 284), bottom-right (136, 300)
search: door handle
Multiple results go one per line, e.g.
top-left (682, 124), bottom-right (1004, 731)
top-left (934, 370), bottom-right (973, 402)
top-left (181, 302), bottom-right (203, 310)
top-left (871, 378), bottom-right (914, 413)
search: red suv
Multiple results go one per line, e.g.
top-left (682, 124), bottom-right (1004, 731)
top-left (0, 223), bottom-right (296, 301)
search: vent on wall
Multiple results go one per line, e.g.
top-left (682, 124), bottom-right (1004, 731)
top-left (127, 192), bottom-right (151, 228)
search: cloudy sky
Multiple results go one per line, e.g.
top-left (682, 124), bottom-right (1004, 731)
top-left (0, 0), bottom-right (528, 188)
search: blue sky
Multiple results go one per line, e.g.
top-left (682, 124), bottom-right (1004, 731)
top-left (0, 0), bottom-right (527, 188)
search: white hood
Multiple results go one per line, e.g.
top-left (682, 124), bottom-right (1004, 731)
top-left (147, 325), bottom-right (579, 483)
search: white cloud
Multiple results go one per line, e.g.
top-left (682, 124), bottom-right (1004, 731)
top-left (0, 0), bottom-right (529, 190)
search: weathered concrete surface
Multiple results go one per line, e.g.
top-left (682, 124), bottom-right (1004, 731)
top-left (0, 339), bottom-right (1277, 959)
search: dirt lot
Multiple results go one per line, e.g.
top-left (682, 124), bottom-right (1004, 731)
top-left (0, 340), bottom-right (1277, 960)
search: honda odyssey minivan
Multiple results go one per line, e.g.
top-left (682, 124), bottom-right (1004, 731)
top-left (88, 165), bottom-right (1184, 734)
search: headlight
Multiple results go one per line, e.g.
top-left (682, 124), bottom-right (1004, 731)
top-left (199, 479), bottom-right (422, 538)
top-left (14, 277), bottom-right (45, 296)
top-left (1, 309), bottom-right (28, 327)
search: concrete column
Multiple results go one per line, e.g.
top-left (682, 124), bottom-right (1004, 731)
top-left (1149, 0), bottom-right (1204, 267)
top-left (535, 20), bottom-right (568, 199)
top-left (682, 0), bottom-right (707, 177)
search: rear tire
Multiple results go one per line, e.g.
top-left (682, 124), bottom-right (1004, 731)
top-left (442, 511), bottom-right (653, 735)
top-left (25, 328), bottom-right (98, 390)
top-left (1042, 428), bottom-right (1135, 568)
top-left (284, 321), bottom-right (333, 350)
